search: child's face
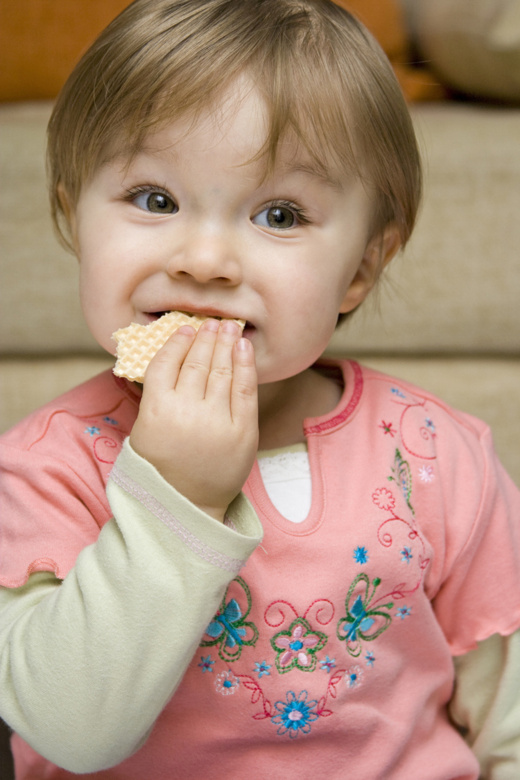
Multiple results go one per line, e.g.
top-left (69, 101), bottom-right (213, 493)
top-left (71, 78), bottom-right (379, 385)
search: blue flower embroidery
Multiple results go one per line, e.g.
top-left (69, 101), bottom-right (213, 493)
top-left (272, 691), bottom-right (319, 738)
top-left (353, 546), bottom-right (369, 565)
top-left (198, 655), bottom-right (214, 673)
top-left (254, 661), bottom-right (271, 678)
top-left (400, 546), bottom-right (413, 564)
top-left (84, 426), bottom-right (100, 437)
top-left (396, 606), bottom-right (412, 620)
top-left (320, 656), bottom-right (336, 673)
top-left (365, 651), bottom-right (376, 667)
top-left (391, 387), bottom-right (406, 399)
top-left (103, 416), bottom-right (118, 425)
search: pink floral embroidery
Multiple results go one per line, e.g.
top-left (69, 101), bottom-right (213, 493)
top-left (345, 665), bottom-right (364, 689)
top-left (271, 617), bottom-right (327, 674)
top-left (372, 487), bottom-right (396, 511)
top-left (215, 669), bottom-right (240, 695)
top-left (418, 465), bottom-right (434, 483)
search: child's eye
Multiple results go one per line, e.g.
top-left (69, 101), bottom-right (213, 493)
top-left (252, 202), bottom-right (308, 231)
top-left (127, 187), bottom-right (178, 214)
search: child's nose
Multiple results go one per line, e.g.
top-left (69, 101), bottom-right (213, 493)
top-left (166, 229), bottom-right (242, 285)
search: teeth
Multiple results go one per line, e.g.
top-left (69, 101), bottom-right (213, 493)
top-left (152, 311), bottom-right (225, 321)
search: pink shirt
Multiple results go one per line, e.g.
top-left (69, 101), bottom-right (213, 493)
top-left (2, 361), bottom-right (520, 778)
top-left (0, 373), bottom-right (140, 587)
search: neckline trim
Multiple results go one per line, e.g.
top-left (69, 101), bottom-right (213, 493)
top-left (303, 360), bottom-right (363, 436)
top-left (245, 360), bottom-right (364, 536)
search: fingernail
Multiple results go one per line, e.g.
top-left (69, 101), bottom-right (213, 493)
top-left (221, 319), bottom-right (239, 334)
top-left (236, 337), bottom-right (250, 351)
top-left (202, 318), bottom-right (220, 332)
top-left (177, 325), bottom-right (196, 335)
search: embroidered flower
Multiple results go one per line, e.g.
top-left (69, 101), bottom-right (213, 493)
top-left (365, 651), bottom-right (376, 667)
top-left (396, 606), bottom-right (412, 620)
top-left (215, 669), bottom-right (240, 695)
top-left (345, 665), bottom-right (364, 689)
top-left (400, 546), bottom-right (413, 564)
top-left (418, 464), bottom-right (434, 483)
top-left (425, 418), bottom-right (436, 432)
top-left (353, 546), bottom-right (369, 565)
top-left (254, 661), bottom-right (271, 678)
top-left (320, 656), bottom-right (337, 673)
top-left (272, 690), bottom-right (319, 738)
top-left (379, 420), bottom-right (396, 436)
top-left (271, 617), bottom-right (327, 674)
top-left (391, 387), bottom-right (406, 399)
top-left (103, 416), bottom-right (118, 425)
top-left (198, 655), bottom-right (214, 673)
top-left (84, 426), bottom-right (100, 437)
top-left (372, 487), bottom-right (395, 511)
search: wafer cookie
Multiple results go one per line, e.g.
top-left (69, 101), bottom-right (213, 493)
top-left (112, 311), bottom-right (245, 382)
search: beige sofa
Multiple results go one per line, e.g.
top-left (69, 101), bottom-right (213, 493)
top-left (1, 101), bottom-right (519, 487)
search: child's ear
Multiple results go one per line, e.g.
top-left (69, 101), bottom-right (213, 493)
top-left (339, 223), bottom-right (401, 314)
top-left (57, 182), bottom-right (79, 254)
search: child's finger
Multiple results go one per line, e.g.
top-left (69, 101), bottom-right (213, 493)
top-left (230, 337), bottom-right (258, 427)
top-left (205, 320), bottom-right (243, 401)
top-left (172, 318), bottom-right (221, 396)
top-left (142, 325), bottom-right (197, 393)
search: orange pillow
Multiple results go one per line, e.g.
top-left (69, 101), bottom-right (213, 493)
top-left (0, 0), bottom-right (444, 102)
top-left (0, 0), bottom-right (132, 101)
top-left (335, 0), bottom-right (445, 101)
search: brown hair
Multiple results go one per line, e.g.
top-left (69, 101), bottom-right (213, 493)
top-left (48, 0), bottom-right (421, 251)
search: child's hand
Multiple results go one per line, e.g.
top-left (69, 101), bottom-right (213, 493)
top-left (129, 319), bottom-right (258, 522)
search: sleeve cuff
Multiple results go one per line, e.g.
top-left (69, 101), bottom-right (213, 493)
top-left (107, 438), bottom-right (263, 575)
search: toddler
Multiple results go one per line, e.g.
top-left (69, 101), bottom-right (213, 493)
top-left (1, 1), bottom-right (519, 777)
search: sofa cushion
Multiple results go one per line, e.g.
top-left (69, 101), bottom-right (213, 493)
top-left (403, 0), bottom-right (520, 103)
top-left (0, 104), bottom-right (99, 354)
top-left (0, 0), bottom-right (442, 104)
top-left (336, 0), bottom-right (445, 101)
top-left (330, 103), bottom-right (520, 354)
top-left (0, 0), bottom-right (131, 101)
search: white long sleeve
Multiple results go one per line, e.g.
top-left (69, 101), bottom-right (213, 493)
top-left (450, 630), bottom-right (520, 779)
top-left (0, 440), bottom-right (263, 773)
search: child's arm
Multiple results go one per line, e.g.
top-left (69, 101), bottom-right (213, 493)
top-left (450, 630), bottom-right (520, 778)
top-left (0, 440), bottom-right (262, 772)
top-left (0, 320), bottom-right (262, 771)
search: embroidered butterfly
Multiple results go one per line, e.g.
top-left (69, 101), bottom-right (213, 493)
top-left (336, 573), bottom-right (393, 657)
top-left (201, 576), bottom-right (258, 662)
